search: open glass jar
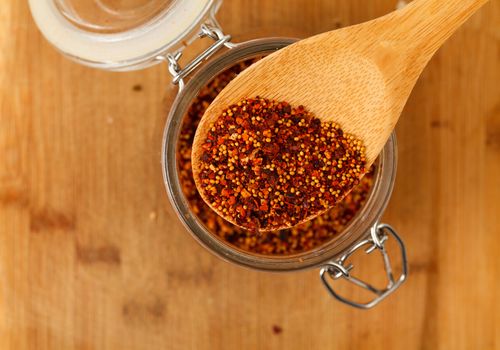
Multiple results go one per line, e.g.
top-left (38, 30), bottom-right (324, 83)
top-left (30, 0), bottom-right (407, 309)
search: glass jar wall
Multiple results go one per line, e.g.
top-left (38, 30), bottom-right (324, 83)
top-left (162, 38), bottom-right (398, 272)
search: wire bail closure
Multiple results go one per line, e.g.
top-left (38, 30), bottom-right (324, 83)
top-left (320, 223), bottom-right (408, 309)
top-left (159, 23), bottom-right (235, 91)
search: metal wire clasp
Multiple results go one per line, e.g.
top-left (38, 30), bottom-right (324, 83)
top-left (158, 23), bottom-right (235, 91)
top-left (320, 223), bottom-right (408, 309)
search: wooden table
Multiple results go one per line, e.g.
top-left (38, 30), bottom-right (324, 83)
top-left (1, 1), bottom-right (499, 349)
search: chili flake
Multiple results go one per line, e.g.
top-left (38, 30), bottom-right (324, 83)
top-left (177, 60), bottom-right (375, 255)
top-left (196, 97), bottom-right (367, 231)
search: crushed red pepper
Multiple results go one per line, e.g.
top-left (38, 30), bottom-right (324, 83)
top-left (197, 97), bottom-right (367, 231)
top-left (177, 60), bottom-right (375, 255)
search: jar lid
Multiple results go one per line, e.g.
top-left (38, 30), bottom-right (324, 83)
top-left (29, 0), bottom-right (221, 71)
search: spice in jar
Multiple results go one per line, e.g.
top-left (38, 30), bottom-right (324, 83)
top-left (196, 97), bottom-right (367, 231)
top-left (177, 60), bottom-right (375, 255)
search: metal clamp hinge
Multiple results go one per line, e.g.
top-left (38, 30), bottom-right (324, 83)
top-left (320, 223), bottom-right (408, 309)
top-left (158, 23), bottom-right (235, 90)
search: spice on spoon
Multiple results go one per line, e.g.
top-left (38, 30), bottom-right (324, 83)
top-left (177, 60), bottom-right (375, 254)
top-left (196, 97), bottom-right (367, 231)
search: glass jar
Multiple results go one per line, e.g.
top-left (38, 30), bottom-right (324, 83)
top-left (29, 1), bottom-right (407, 309)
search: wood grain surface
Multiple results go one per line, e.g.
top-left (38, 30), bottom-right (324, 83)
top-left (0, 1), bottom-right (499, 349)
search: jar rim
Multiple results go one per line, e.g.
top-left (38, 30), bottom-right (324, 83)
top-left (162, 37), bottom-right (397, 272)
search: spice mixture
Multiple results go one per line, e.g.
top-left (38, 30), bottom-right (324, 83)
top-left (177, 60), bottom-right (375, 255)
top-left (196, 97), bottom-right (367, 231)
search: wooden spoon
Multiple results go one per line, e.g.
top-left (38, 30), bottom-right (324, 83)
top-left (192, 0), bottom-right (488, 230)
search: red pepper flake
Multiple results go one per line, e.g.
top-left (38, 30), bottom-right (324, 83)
top-left (272, 325), bottom-right (283, 335)
top-left (197, 97), bottom-right (366, 231)
top-left (236, 205), bottom-right (246, 218)
top-left (240, 189), bottom-right (251, 198)
top-left (177, 59), bottom-right (376, 255)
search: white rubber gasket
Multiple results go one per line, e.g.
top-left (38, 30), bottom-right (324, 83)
top-left (29, 0), bottom-right (213, 69)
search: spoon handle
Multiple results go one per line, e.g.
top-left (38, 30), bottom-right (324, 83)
top-left (396, 0), bottom-right (489, 57)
